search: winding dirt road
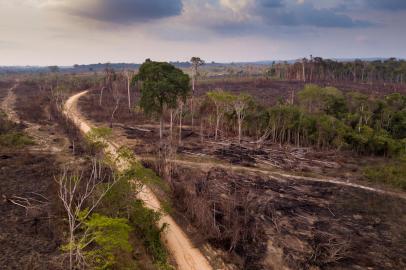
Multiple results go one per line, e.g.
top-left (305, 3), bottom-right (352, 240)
top-left (64, 91), bottom-right (213, 270)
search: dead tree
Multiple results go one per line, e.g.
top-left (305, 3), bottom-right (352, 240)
top-left (100, 66), bottom-right (115, 106)
top-left (178, 101), bottom-right (184, 145)
top-left (124, 69), bottom-right (133, 112)
top-left (110, 82), bottom-right (121, 128)
top-left (190, 57), bottom-right (205, 129)
top-left (99, 86), bottom-right (106, 107)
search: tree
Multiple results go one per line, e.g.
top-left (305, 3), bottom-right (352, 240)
top-left (190, 57), bottom-right (205, 128)
top-left (56, 159), bottom-right (118, 269)
top-left (132, 60), bottom-right (190, 141)
top-left (48, 65), bottom-right (60, 73)
top-left (231, 93), bottom-right (252, 144)
top-left (178, 100), bottom-right (185, 144)
top-left (100, 65), bottom-right (115, 106)
top-left (110, 81), bottom-right (121, 128)
top-left (207, 89), bottom-right (234, 140)
top-left (298, 84), bottom-right (345, 115)
top-left (124, 69), bottom-right (134, 112)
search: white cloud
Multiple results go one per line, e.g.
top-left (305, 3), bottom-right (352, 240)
top-left (219, 0), bottom-right (254, 12)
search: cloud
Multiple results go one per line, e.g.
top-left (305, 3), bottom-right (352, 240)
top-left (256, 1), bottom-right (371, 28)
top-left (58, 0), bottom-right (183, 24)
top-left (368, 0), bottom-right (406, 10)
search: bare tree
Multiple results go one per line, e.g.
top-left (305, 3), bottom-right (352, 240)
top-left (232, 94), bottom-right (251, 144)
top-left (110, 82), bottom-right (121, 128)
top-left (124, 69), bottom-right (134, 112)
top-left (56, 159), bottom-right (117, 270)
top-left (100, 65), bottom-right (115, 106)
top-left (178, 100), bottom-right (184, 144)
top-left (190, 57), bottom-right (205, 129)
top-left (207, 89), bottom-right (233, 141)
top-left (301, 57), bottom-right (307, 82)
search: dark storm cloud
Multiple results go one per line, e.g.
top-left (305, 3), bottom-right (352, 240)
top-left (258, 0), bottom-right (284, 8)
top-left (368, 0), bottom-right (406, 10)
top-left (257, 1), bottom-right (371, 28)
top-left (68, 0), bottom-right (183, 24)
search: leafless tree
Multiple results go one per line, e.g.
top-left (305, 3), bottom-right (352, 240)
top-left (100, 66), bottom-right (115, 106)
top-left (110, 82), bottom-right (121, 128)
top-left (190, 57), bottom-right (205, 129)
top-left (178, 100), bottom-right (184, 145)
top-left (124, 69), bottom-right (134, 112)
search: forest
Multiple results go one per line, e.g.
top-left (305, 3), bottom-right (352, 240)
top-left (268, 57), bottom-right (406, 84)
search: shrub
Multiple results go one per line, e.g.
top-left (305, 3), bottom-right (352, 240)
top-left (0, 132), bottom-right (34, 148)
top-left (83, 214), bottom-right (136, 270)
top-left (129, 200), bottom-right (172, 270)
top-left (363, 160), bottom-right (406, 190)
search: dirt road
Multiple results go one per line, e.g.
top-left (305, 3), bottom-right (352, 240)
top-left (1, 82), bottom-right (20, 123)
top-left (64, 91), bottom-right (213, 270)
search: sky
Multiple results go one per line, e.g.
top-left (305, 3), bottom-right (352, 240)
top-left (0, 0), bottom-right (405, 66)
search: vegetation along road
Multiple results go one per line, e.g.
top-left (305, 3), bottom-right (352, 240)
top-left (64, 90), bottom-right (213, 270)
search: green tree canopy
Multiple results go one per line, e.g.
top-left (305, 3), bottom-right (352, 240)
top-left (132, 60), bottom-right (190, 116)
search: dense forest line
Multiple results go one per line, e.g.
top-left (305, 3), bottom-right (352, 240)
top-left (195, 85), bottom-right (406, 157)
top-left (268, 57), bottom-right (406, 84)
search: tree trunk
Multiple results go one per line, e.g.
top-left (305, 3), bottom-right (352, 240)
top-left (110, 100), bottom-right (119, 128)
top-left (191, 76), bottom-right (195, 129)
top-left (215, 107), bottom-right (220, 141)
top-left (179, 105), bottom-right (183, 145)
top-left (159, 114), bottom-right (164, 141)
top-left (170, 110), bottom-right (174, 141)
top-left (200, 120), bottom-right (204, 143)
top-left (127, 76), bottom-right (131, 112)
top-left (302, 61), bottom-right (306, 82)
top-left (99, 87), bottom-right (105, 106)
top-left (238, 118), bottom-right (242, 145)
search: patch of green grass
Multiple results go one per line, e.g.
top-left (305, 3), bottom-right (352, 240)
top-left (363, 160), bottom-right (406, 190)
top-left (0, 132), bottom-right (34, 148)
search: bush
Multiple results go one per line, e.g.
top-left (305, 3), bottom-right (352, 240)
top-left (0, 132), bottom-right (34, 148)
top-left (82, 214), bottom-right (136, 270)
top-left (129, 200), bottom-right (172, 270)
top-left (97, 149), bottom-right (173, 270)
top-left (363, 160), bottom-right (406, 190)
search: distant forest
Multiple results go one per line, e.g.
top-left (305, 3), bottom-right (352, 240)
top-left (2, 58), bottom-right (406, 83)
top-left (268, 57), bottom-right (406, 84)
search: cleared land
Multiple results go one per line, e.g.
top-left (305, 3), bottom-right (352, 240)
top-left (77, 79), bottom-right (406, 270)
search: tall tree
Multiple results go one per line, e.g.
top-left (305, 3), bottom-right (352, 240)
top-left (231, 93), bottom-right (252, 144)
top-left (124, 69), bottom-right (134, 112)
top-left (190, 57), bottom-right (205, 128)
top-left (207, 89), bottom-right (234, 140)
top-left (132, 60), bottom-right (190, 141)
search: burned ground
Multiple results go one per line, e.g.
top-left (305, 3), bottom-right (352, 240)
top-left (78, 78), bottom-right (406, 270)
top-left (167, 165), bottom-right (406, 270)
top-left (0, 150), bottom-right (63, 269)
top-left (0, 83), bottom-right (64, 269)
top-left (197, 78), bottom-right (406, 106)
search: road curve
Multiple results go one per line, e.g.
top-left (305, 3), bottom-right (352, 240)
top-left (63, 91), bottom-right (213, 270)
